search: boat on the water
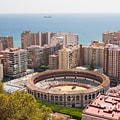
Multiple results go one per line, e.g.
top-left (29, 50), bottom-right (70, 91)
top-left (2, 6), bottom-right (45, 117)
top-left (44, 16), bottom-right (52, 18)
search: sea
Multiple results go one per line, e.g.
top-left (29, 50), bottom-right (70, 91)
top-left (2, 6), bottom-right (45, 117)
top-left (0, 13), bottom-right (120, 48)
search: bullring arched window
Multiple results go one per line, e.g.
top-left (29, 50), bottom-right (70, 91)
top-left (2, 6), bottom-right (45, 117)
top-left (51, 95), bottom-right (54, 100)
top-left (60, 96), bottom-right (63, 101)
top-left (85, 95), bottom-right (87, 100)
top-left (76, 96), bottom-right (79, 100)
top-left (44, 95), bottom-right (46, 99)
top-left (92, 94), bottom-right (95, 99)
top-left (41, 94), bottom-right (43, 98)
top-left (67, 96), bottom-right (71, 101)
top-left (55, 96), bottom-right (58, 101)
top-left (89, 94), bottom-right (91, 99)
top-left (38, 93), bottom-right (40, 98)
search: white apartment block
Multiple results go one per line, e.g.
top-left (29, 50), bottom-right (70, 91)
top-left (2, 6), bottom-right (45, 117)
top-left (58, 45), bottom-right (80, 69)
top-left (0, 48), bottom-right (27, 78)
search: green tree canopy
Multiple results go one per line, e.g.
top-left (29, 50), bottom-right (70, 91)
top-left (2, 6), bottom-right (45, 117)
top-left (0, 82), bottom-right (4, 93)
top-left (88, 59), bottom-right (95, 70)
top-left (0, 90), bottom-right (52, 120)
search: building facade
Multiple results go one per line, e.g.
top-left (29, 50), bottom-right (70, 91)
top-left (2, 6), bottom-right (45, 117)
top-left (21, 31), bottom-right (32, 49)
top-left (26, 45), bottom-right (44, 69)
top-left (0, 36), bottom-right (14, 50)
top-left (27, 69), bottom-right (110, 108)
top-left (49, 54), bottom-right (58, 70)
top-left (104, 44), bottom-right (120, 84)
top-left (0, 55), bottom-right (3, 81)
top-left (82, 94), bottom-right (120, 120)
top-left (82, 41), bottom-right (104, 67)
top-left (58, 45), bottom-right (80, 69)
top-left (21, 31), bottom-right (79, 49)
top-left (0, 48), bottom-right (27, 78)
top-left (58, 32), bottom-right (79, 48)
top-left (103, 31), bottom-right (120, 45)
top-left (21, 31), bottom-right (56, 49)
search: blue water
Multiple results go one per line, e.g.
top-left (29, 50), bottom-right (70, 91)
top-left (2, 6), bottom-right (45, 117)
top-left (0, 13), bottom-right (120, 48)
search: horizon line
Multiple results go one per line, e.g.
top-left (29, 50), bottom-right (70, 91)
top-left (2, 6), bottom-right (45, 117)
top-left (0, 12), bottom-right (120, 14)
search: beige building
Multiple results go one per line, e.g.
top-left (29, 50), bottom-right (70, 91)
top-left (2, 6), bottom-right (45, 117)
top-left (103, 31), bottom-right (120, 45)
top-left (21, 31), bottom-right (32, 49)
top-left (27, 44), bottom-right (62, 68)
top-left (26, 45), bottom-right (44, 69)
top-left (0, 55), bottom-right (3, 81)
top-left (82, 41), bottom-right (104, 67)
top-left (58, 45), bottom-right (80, 69)
top-left (58, 32), bottom-right (79, 48)
top-left (49, 54), bottom-right (58, 70)
top-left (21, 31), bottom-right (56, 49)
top-left (0, 48), bottom-right (27, 78)
top-left (104, 44), bottom-right (120, 84)
top-left (21, 31), bottom-right (78, 49)
top-left (0, 36), bottom-right (14, 50)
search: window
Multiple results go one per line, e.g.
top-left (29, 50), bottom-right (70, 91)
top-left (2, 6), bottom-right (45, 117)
top-left (85, 95), bottom-right (87, 100)
top-left (38, 93), bottom-right (40, 98)
top-left (60, 96), bottom-right (63, 101)
top-left (51, 95), bottom-right (54, 100)
top-left (67, 96), bottom-right (71, 101)
top-left (89, 94), bottom-right (91, 99)
top-left (76, 96), bottom-right (79, 100)
top-left (55, 96), bottom-right (58, 101)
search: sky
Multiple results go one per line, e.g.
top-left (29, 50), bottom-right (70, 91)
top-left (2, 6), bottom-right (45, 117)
top-left (0, 0), bottom-right (120, 14)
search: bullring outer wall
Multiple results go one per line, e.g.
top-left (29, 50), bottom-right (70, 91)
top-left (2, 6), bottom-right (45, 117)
top-left (26, 69), bottom-right (110, 108)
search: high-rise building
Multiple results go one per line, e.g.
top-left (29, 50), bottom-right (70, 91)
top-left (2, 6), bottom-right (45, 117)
top-left (21, 31), bottom-right (56, 49)
top-left (26, 45), bottom-right (44, 69)
top-left (49, 54), bottom-right (58, 70)
top-left (31, 32), bottom-right (56, 46)
top-left (0, 48), bottom-right (27, 78)
top-left (58, 45), bottom-right (80, 69)
top-left (0, 55), bottom-right (3, 81)
top-left (42, 44), bottom-right (62, 66)
top-left (82, 41), bottom-right (104, 67)
top-left (103, 31), bottom-right (120, 45)
top-left (0, 36), bottom-right (14, 50)
top-left (58, 32), bottom-right (79, 48)
top-left (104, 44), bottom-right (120, 84)
top-left (21, 31), bottom-right (32, 49)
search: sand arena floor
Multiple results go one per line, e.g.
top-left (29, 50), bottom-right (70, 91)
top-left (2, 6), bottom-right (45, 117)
top-left (52, 85), bottom-right (87, 92)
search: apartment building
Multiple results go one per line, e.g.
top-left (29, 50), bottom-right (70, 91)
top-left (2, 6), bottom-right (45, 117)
top-left (103, 31), bottom-right (120, 45)
top-left (21, 31), bottom-right (32, 49)
top-left (58, 32), bottom-right (79, 48)
top-left (42, 44), bottom-right (62, 66)
top-left (0, 48), bottom-right (27, 78)
top-left (49, 54), bottom-right (58, 70)
top-left (82, 41), bottom-right (104, 67)
top-left (58, 45), bottom-right (80, 69)
top-left (21, 31), bottom-right (56, 49)
top-left (26, 45), bottom-right (44, 69)
top-left (104, 44), bottom-right (120, 84)
top-left (0, 36), bottom-right (14, 50)
top-left (0, 55), bottom-right (3, 81)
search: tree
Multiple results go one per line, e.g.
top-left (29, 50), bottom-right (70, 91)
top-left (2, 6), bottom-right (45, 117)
top-left (0, 90), bottom-right (52, 120)
top-left (88, 59), bottom-right (95, 70)
top-left (0, 82), bottom-right (4, 93)
top-left (40, 65), bottom-right (49, 71)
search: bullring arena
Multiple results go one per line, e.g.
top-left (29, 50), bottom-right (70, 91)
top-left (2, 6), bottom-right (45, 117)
top-left (26, 69), bottom-right (110, 108)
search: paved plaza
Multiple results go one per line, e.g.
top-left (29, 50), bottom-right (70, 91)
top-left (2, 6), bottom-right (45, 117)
top-left (4, 72), bottom-right (38, 93)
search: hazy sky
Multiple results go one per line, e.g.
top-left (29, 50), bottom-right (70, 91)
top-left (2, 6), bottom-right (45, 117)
top-left (1, 0), bottom-right (120, 13)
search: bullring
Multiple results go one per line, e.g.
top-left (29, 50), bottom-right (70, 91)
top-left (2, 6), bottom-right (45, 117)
top-left (26, 69), bottom-right (110, 108)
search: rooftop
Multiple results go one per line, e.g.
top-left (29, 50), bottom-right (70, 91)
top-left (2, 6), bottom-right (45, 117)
top-left (83, 94), bottom-right (120, 120)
